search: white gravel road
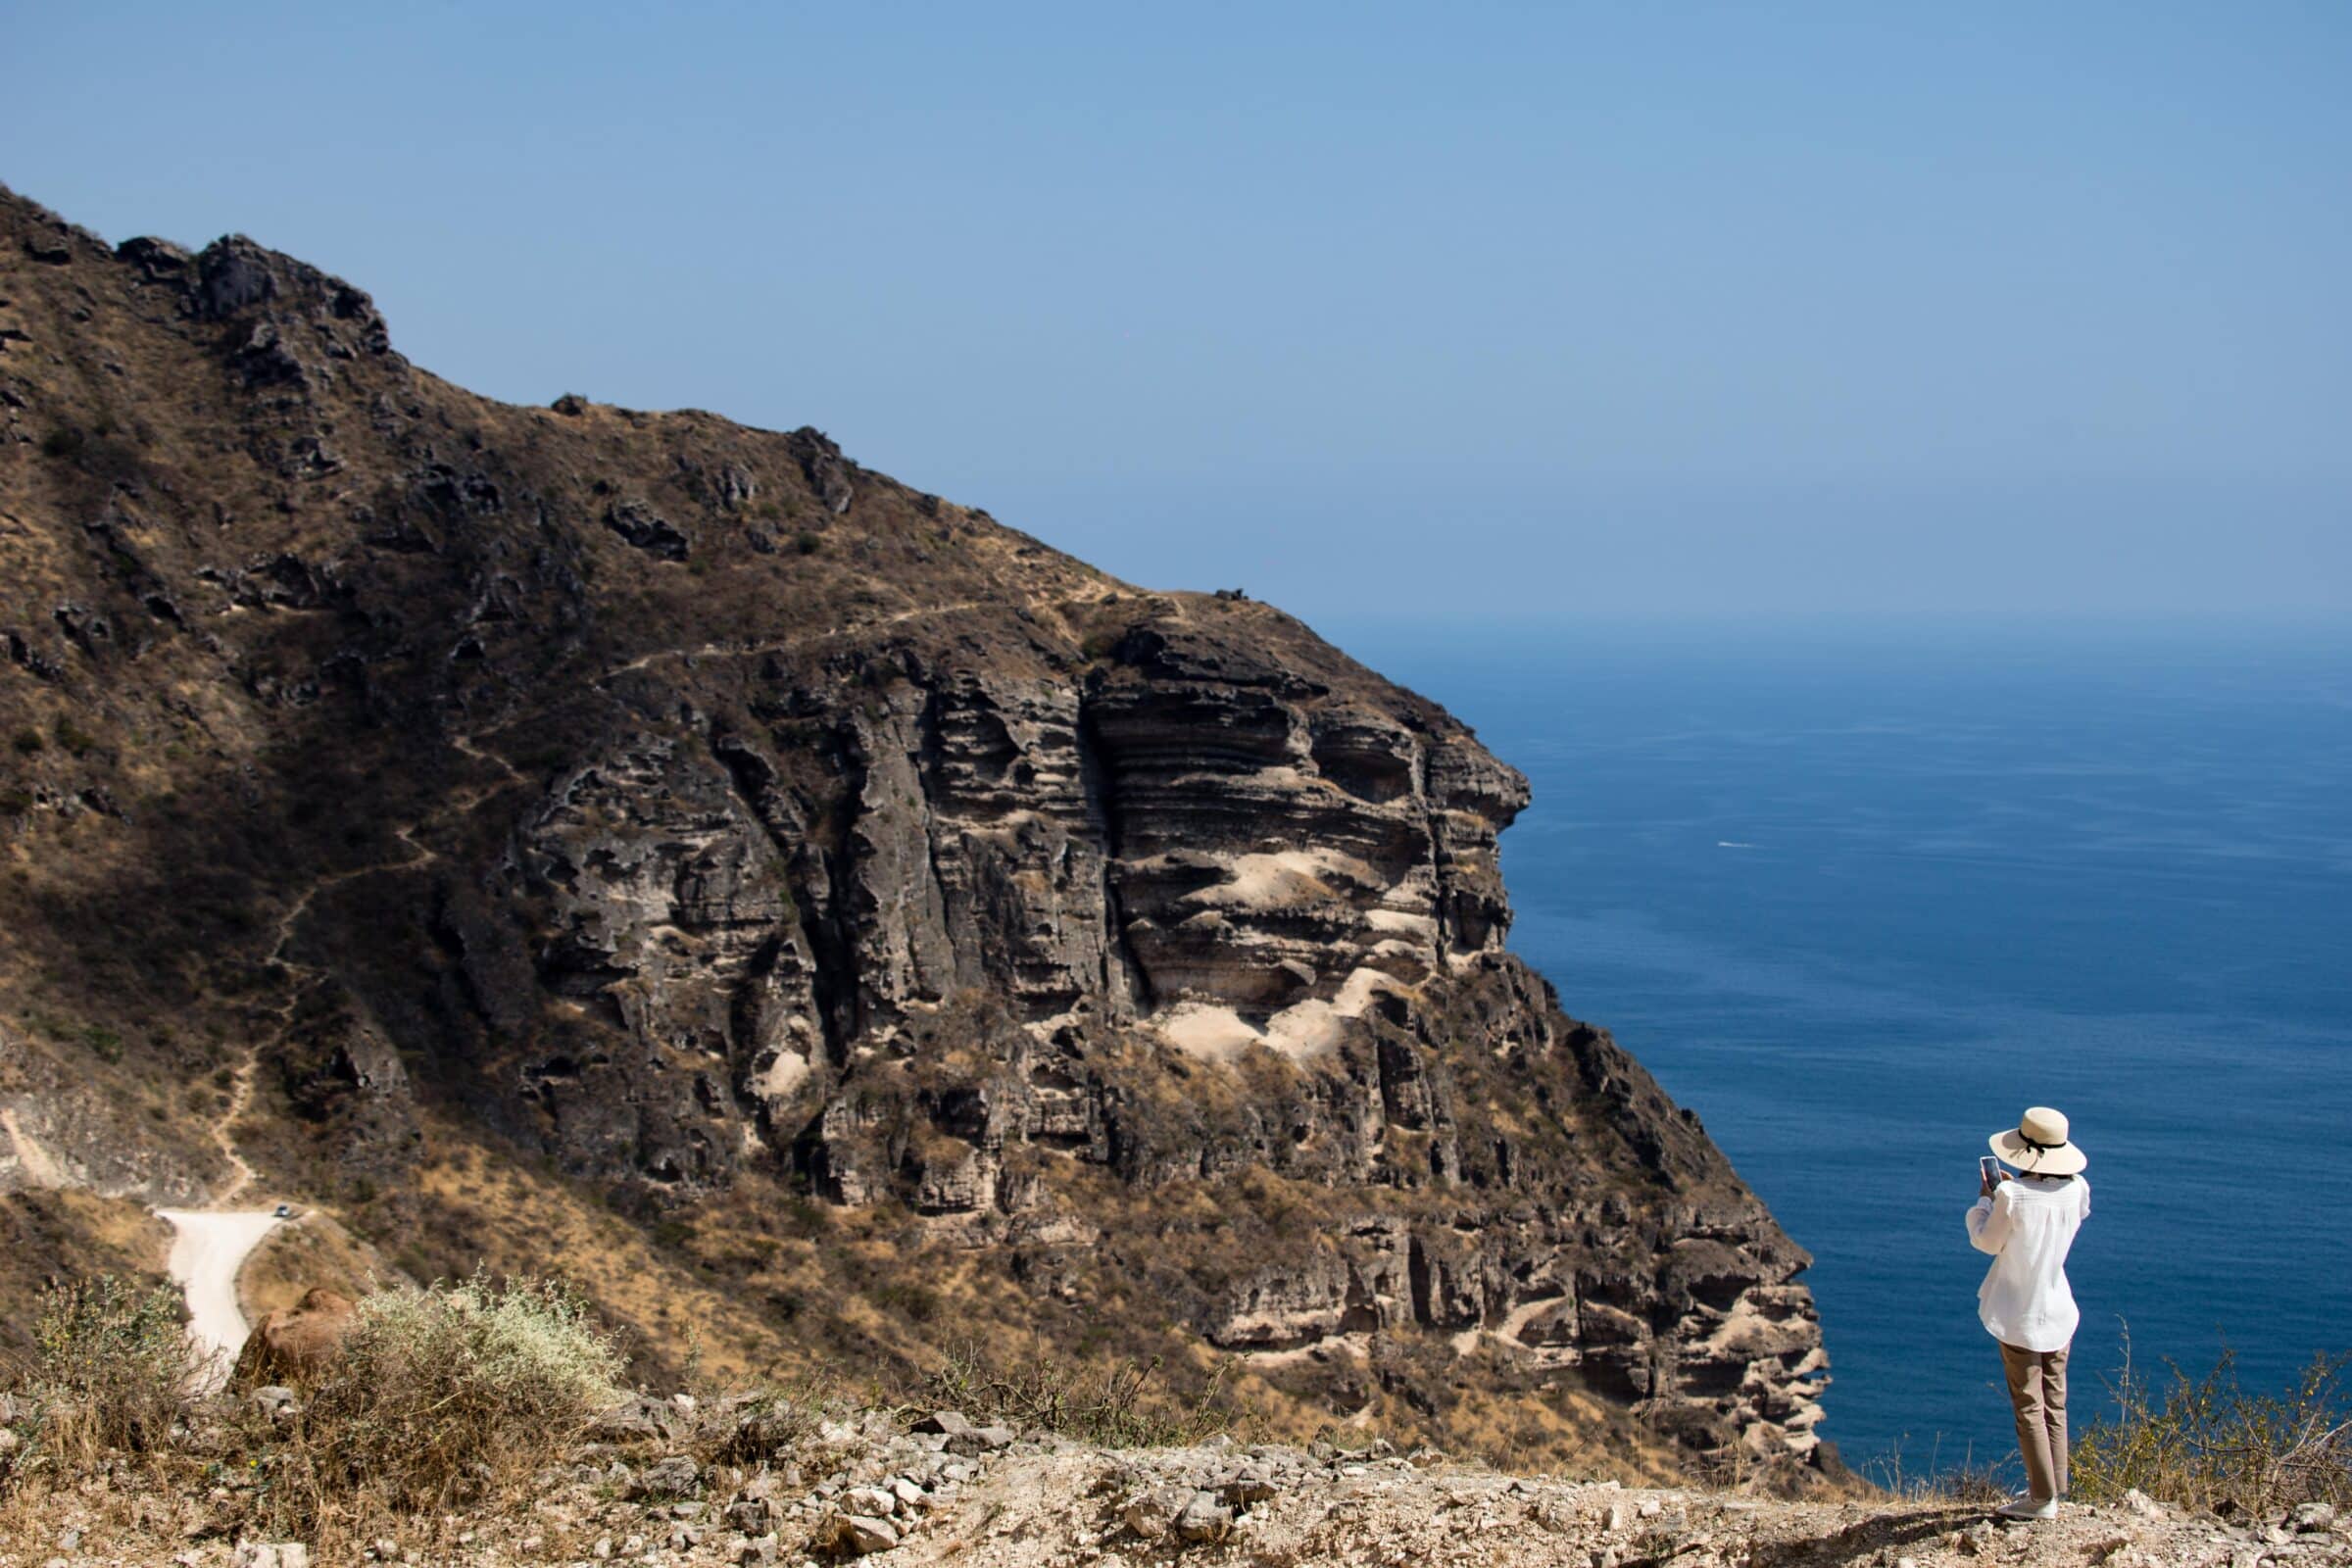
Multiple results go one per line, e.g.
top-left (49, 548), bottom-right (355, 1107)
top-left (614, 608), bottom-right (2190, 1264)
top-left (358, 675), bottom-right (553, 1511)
top-left (154, 1208), bottom-right (282, 1384)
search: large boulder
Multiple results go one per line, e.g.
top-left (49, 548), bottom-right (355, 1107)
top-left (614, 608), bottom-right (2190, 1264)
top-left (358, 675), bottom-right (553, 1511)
top-left (231, 1288), bottom-right (357, 1387)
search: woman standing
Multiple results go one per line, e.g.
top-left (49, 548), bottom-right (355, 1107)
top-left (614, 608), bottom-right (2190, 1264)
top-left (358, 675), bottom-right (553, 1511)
top-left (1966, 1105), bottom-right (2090, 1521)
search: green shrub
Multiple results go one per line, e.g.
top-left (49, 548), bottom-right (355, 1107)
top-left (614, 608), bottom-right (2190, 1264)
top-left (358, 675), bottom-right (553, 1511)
top-left (10, 730), bottom-right (40, 756)
top-left (2074, 1337), bottom-right (2351, 1517)
top-left (53, 719), bottom-right (97, 758)
top-left (794, 530), bottom-right (822, 556)
top-left (300, 1275), bottom-right (623, 1510)
top-left (16, 1276), bottom-right (197, 1462)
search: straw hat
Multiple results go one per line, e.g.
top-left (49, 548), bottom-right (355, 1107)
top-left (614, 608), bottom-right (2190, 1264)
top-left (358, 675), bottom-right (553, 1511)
top-left (1990, 1105), bottom-right (2087, 1175)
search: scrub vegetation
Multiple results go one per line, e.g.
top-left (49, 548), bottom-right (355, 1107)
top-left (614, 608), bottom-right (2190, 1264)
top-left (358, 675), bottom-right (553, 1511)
top-left (2074, 1340), bottom-right (2350, 1518)
top-left (0, 1273), bottom-right (627, 1554)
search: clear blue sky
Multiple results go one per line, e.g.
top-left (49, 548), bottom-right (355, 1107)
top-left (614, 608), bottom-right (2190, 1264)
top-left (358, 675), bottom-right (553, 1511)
top-left (10, 3), bottom-right (2348, 620)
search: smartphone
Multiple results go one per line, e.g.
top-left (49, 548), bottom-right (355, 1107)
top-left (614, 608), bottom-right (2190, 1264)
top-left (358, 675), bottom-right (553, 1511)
top-left (1980, 1155), bottom-right (2002, 1184)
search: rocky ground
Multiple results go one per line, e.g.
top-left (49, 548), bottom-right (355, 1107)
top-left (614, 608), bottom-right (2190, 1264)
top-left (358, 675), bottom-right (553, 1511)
top-left (7, 1400), bottom-right (2341, 1568)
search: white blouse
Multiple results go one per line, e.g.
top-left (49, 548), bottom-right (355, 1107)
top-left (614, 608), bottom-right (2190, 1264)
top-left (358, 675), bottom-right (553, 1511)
top-left (1965, 1173), bottom-right (2090, 1353)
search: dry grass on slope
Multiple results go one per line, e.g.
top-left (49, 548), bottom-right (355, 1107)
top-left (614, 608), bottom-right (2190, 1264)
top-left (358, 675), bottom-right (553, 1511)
top-left (235, 1209), bottom-right (396, 1324)
top-left (353, 1114), bottom-right (802, 1387)
top-left (0, 1188), bottom-right (171, 1362)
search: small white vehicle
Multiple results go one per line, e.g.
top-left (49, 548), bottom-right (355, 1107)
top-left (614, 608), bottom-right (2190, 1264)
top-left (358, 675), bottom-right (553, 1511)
top-left (272, 1203), bottom-right (293, 1218)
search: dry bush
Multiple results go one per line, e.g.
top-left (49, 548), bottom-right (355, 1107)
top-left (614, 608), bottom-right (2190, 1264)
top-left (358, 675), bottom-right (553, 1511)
top-left (5, 1276), bottom-right (197, 1471)
top-left (289, 1274), bottom-right (623, 1514)
top-left (1870, 1447), bottom-right (2009, 1504)
top-left (916, 1338), bottom-right (1248, 1448)
top-left (4, 1273), bottom-right (626, 1555)
top-left (2074, 1338), bottom-right (2350, 1518)
top-left (1937, 1457), bottom-right (2011, 1506)
top-left (693, 1385), bottom-right (832, 1467)
top-left (669, 1329), bottom-right (844, 1466)
top-left (1685, 1440), bottom-right (1869, 1499)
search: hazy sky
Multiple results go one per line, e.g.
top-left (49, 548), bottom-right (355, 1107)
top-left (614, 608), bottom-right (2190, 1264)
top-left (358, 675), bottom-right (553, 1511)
top-left (11, 3), bottom-right (2348, 621)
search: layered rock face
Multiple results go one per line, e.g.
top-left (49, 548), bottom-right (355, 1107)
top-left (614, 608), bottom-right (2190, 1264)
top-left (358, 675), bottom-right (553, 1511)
top-left (0, 184), bottom-right (1825, 1470)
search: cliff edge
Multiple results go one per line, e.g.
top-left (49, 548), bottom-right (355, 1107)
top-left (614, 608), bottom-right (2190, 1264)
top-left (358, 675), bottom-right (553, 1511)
top-left (0, 182), bottom-right (1826, 1476)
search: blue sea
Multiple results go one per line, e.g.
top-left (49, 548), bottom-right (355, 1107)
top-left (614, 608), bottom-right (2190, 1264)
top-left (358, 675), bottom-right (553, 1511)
top-left (1327, 615), bottom-right (2352, 1482)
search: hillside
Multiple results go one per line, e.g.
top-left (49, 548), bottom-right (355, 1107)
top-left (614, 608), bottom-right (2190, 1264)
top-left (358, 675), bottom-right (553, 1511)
top-left (0, 180), bottom-right (1823, 1480)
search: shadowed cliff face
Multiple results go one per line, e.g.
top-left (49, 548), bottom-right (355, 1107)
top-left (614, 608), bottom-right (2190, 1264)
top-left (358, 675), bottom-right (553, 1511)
top-left (0, 183), bottom-right (1826, 1472)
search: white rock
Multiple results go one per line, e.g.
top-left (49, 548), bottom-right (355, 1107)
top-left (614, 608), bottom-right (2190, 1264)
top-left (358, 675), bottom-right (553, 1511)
top-left (843, 1485), bottom-right (898, 1518)
top-left (232, 1547), bottom-right (311, 1568)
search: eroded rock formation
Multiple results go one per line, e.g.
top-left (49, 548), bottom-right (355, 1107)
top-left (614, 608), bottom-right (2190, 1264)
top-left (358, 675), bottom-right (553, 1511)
top-left (0, 182), bottom-right (1826, 1472)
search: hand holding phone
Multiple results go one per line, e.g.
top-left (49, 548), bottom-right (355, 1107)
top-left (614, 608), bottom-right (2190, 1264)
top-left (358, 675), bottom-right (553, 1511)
top-left (1979, 1155), bottom-right (2005, 1197)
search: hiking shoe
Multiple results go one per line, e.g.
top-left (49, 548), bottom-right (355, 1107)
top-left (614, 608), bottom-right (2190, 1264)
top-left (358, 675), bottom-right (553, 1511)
top-left (1996, 1495), bottom-right (2057, 1521)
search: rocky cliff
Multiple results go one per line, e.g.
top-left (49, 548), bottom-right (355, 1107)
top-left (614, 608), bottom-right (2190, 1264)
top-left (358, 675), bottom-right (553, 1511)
top-left (0, 182), bottom-right (1826, 1474)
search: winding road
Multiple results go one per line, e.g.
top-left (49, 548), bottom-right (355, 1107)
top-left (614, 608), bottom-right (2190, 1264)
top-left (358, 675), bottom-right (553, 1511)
top-left (154, 1207), bottom-right (281, 1386)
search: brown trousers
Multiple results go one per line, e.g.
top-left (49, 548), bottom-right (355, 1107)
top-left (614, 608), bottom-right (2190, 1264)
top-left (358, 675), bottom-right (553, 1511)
top-left (1999, 1341), bottom-right (2071, 1500)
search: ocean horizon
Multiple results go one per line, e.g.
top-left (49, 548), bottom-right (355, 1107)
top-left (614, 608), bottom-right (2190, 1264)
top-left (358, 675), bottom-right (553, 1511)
top-left (1323, 612), bottom-right (2352, 1480)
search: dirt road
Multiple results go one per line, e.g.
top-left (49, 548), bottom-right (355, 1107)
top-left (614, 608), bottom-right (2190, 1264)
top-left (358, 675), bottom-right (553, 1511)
top-left (153, 1207), bottom-right (282, 1385)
